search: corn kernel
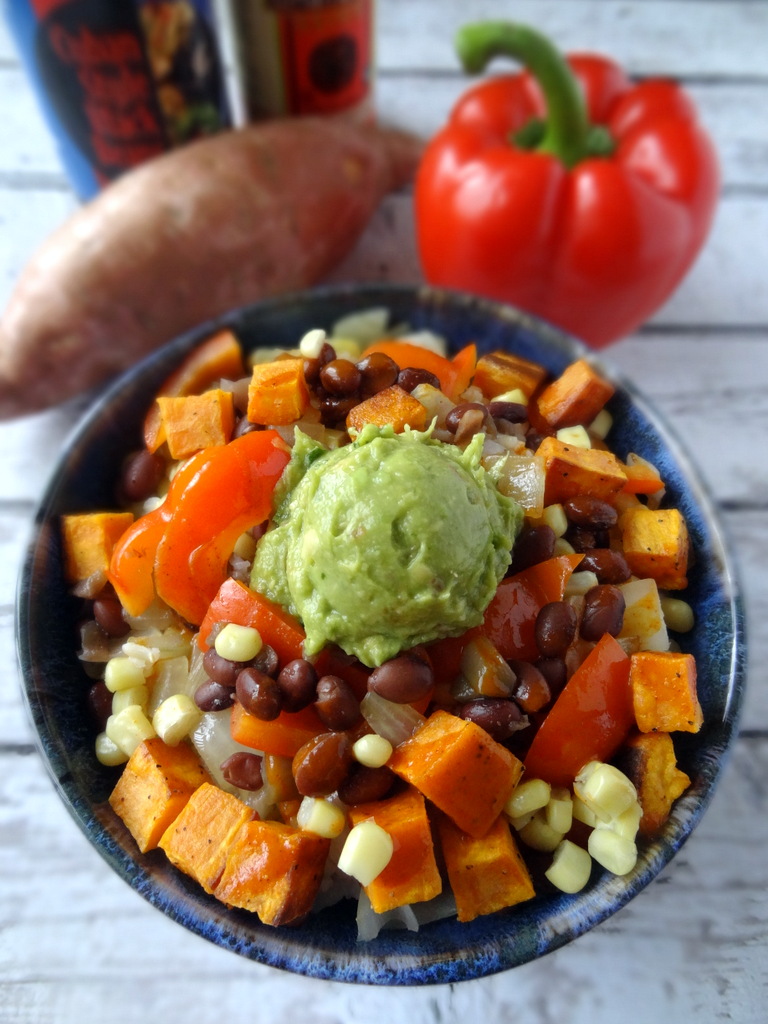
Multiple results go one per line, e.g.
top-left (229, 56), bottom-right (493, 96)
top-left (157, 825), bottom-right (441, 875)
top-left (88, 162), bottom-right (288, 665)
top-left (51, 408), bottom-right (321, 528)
top-left (588, 827), bottom-right (638, 876)
top-left (299, 328), bottom-right (327, 358)
top-left (94, 731), bottom-right (128, 767)
top-left (553, 537), bottom-right (577, 557)
top-left (505, 778), bottom-right (551, 819)
top-left (589, 408), bottom-right (613, 440)
top-left (564, 570), bottom-right (600, 597)
top-left (660, 596), bottom-right (695, 633)
top-left (214, 623), bottom-right (263, 663)
top-left (600, 800), bottom-right (642, 842)
top-left (152, 693), bottom-right (202, 746)
top-left (494, 388), bottom-right (528, 407)
top-left (572, 794), bottom-right (599, 828)
top-left (574, 762), bottom-right (638, 822)
top-left (106, 705), bottom-right (155, 756)
top-left (104, 656), bottom-right (146, 693)
top-left (353, 733), bottom-right (393, 768)
top-left (111, 684), bottom-right (150, 715)
top-left (338, 820), bottom-right (394, 886)
top-left (518, 809), bottom-right (564, 852)
top-left (545, 839), bottom-right (593, 893)
top-left (508, 812), bottom-right (535, 831)
top-left (540, 503), bottom-right (569, 538)
top-left (233, 532), bottom-right (257, 561)
top-left (556, 425), bottom-right (591, 449)
top-left (297, 797), bottom-right (346, 839)
top-left (546, 787), bottom-right (574, 835)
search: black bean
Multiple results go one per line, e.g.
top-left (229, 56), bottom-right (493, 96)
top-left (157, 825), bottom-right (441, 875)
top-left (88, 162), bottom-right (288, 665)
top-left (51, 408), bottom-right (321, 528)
top-left (397, 367), bottom-right (441, 392)
top-left (278, 659), bottom-right (318, 712)
top-left (320, 358), bottom-right (362, 396)
top-left (319, 394), bottom-right (359, 426)
top-left (535, 601), bottom-right (578, 657)
top-left (87, 680), bottom-right (112, 731)
top-left (338, 764), bottom-right (396, 805)
top-left (563, 496), bottom-right (618, 529)
top-left (357, 352), bottom-right (399, 396)
top-left (315, 675), bottom-right (361, 731)
top-left (458, 698), bottom-right (524, 742)
top-left (535, 657), bottom-right (568, 697)
top-left (368, 654), bottom-right (433, 704)
top-left (488, 400), bottom-right (528, 424)
top-left (194, 679), bottom-right (235, 713)
top-left (93, 595), bottom-right (129, 638)
top-left (580, 585), bottom-right (626, 641)
top-left (235, 667), bottom-right (283, 720)
top-left (203, 648), bottom-right (240, 688)
top-left (292, 731), bottom-right (353, 797)
top-left (509, 525), bottom-right (556, 574)
top-left (567, 524), bottom-right (609, 552)
top-left (251, 643), bottom-right (279, 678)
top-left (577, 548), bottom-right (631, 584)
top-left (445, 402), bottom-right (490, 434)
top-left (220, 751), bottom-right (264, 791)
top-left (119, 449), bottom-right (165, 503)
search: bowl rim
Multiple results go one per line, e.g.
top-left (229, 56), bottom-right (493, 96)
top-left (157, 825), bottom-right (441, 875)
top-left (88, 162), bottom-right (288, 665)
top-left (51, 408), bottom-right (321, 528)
top-left (16, 283), bottom-right (747, 985)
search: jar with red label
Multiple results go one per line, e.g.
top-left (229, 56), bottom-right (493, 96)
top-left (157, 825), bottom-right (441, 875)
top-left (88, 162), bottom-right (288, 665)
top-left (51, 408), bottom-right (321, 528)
top-left (228, 0), bottom-right (375, 124)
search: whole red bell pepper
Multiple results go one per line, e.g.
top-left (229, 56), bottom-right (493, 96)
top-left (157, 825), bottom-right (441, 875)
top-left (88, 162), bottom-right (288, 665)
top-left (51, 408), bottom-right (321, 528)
top-left (414, 21), bottom-right (720, 348)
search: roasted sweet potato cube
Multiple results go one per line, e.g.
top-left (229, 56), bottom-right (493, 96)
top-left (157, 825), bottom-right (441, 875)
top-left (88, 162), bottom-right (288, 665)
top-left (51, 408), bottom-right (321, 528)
top-left (158, 782), bottom-right (255, 892)
top-left (348, 785), bottom-right (442, 913)
top-left (536, 436), bottom-right (627, 505)
top-left (109, 737), bottom-right (211, 854)
top-left (630, 650), bottom-right (703, 734)
top-left (145, 328), bottom-right (245, 452)
top-left (473, 350), bottom-right (548, 399)
top-left (214, 819), bottom-right (330, 925)
top-left (388, 710), bottom-right (523, 837)
top-left (619, 507), bottom-right (690, 589)
top-left (156, 389), bottom-right (235, 459)
top-left (534, 358), bottom-right (615, 429)
top-left (247, 356), bottom-right (310, 425)
top-left (61, 511), bottom-right (134, 585)
top-left (346, 384), bottom-right (428, 434)
top-left (616, 731), bottom-right (691, 835)
top-left (437, 812), bottom-right (535, 922)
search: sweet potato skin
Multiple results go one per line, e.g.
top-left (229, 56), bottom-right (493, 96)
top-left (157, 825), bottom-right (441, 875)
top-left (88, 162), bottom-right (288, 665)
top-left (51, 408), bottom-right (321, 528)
top-left (0, 119), bottom-right (422, 419)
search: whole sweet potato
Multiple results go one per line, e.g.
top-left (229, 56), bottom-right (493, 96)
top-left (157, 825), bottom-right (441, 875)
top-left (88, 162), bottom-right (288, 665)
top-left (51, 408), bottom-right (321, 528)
top-left (0, 118), bottom-right (422, 419)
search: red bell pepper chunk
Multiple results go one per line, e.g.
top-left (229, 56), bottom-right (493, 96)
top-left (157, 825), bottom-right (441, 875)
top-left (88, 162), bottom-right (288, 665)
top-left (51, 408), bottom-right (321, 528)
top-left (198, 578), bottom-right (306, 659)
top-left (415, 21), bottom-right (719, 348)
top-left (154, 430), bottom-right (291, 625)
top-left (523, 633), bottom-right (634, 788)
top-left (230, 701), bottom-right (325, 759)
top-left (480, 553), bottom-right (583, 660)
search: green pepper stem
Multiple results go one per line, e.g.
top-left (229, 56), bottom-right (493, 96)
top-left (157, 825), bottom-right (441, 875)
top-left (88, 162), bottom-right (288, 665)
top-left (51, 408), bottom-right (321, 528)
top-left (455, 21), bottom-right (608, 168)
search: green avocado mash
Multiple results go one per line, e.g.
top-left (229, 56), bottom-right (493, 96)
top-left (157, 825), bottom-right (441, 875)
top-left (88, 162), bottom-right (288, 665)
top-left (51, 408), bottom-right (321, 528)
top-left (251, 425), bottom-right (522, 667)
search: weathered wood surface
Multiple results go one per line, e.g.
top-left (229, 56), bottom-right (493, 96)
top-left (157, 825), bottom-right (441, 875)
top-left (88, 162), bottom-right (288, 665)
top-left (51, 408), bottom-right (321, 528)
top-left (0, 1), bottom-right (766, 1021)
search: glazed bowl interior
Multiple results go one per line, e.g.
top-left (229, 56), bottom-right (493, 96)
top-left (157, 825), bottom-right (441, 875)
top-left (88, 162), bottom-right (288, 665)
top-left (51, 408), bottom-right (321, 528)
top-left (17, 283), bottom-right (746, 985)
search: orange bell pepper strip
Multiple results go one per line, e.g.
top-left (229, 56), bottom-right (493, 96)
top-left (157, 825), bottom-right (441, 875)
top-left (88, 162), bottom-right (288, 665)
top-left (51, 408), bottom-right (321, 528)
top-left (360, 340), bottom-right (477, 401)
top-left (108, 448), bottom-right (210, 617)
top-left (230, 701), bottom-right (325, 759)
top-left (480, 553), bottom-right (583, 660)
top-left (154, 430), bottom-right (291, 625)
top-left (523, 633), bottom-right (634, 787)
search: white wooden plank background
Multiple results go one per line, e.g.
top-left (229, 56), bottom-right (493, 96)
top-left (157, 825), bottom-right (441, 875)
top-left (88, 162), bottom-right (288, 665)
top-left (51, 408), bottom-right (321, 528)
top-left (1, 1), bottom-right (766, 1022)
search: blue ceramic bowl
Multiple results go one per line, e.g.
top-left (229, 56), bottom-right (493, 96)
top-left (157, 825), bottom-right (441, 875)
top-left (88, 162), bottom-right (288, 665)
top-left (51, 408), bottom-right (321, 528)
top-left (17, 284), bottom-right (746, 985)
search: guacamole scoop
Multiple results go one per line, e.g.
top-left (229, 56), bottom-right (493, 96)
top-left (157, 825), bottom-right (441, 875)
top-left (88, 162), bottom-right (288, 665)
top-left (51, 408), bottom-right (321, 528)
top-left (251, 425), bottom-right (522, 667)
